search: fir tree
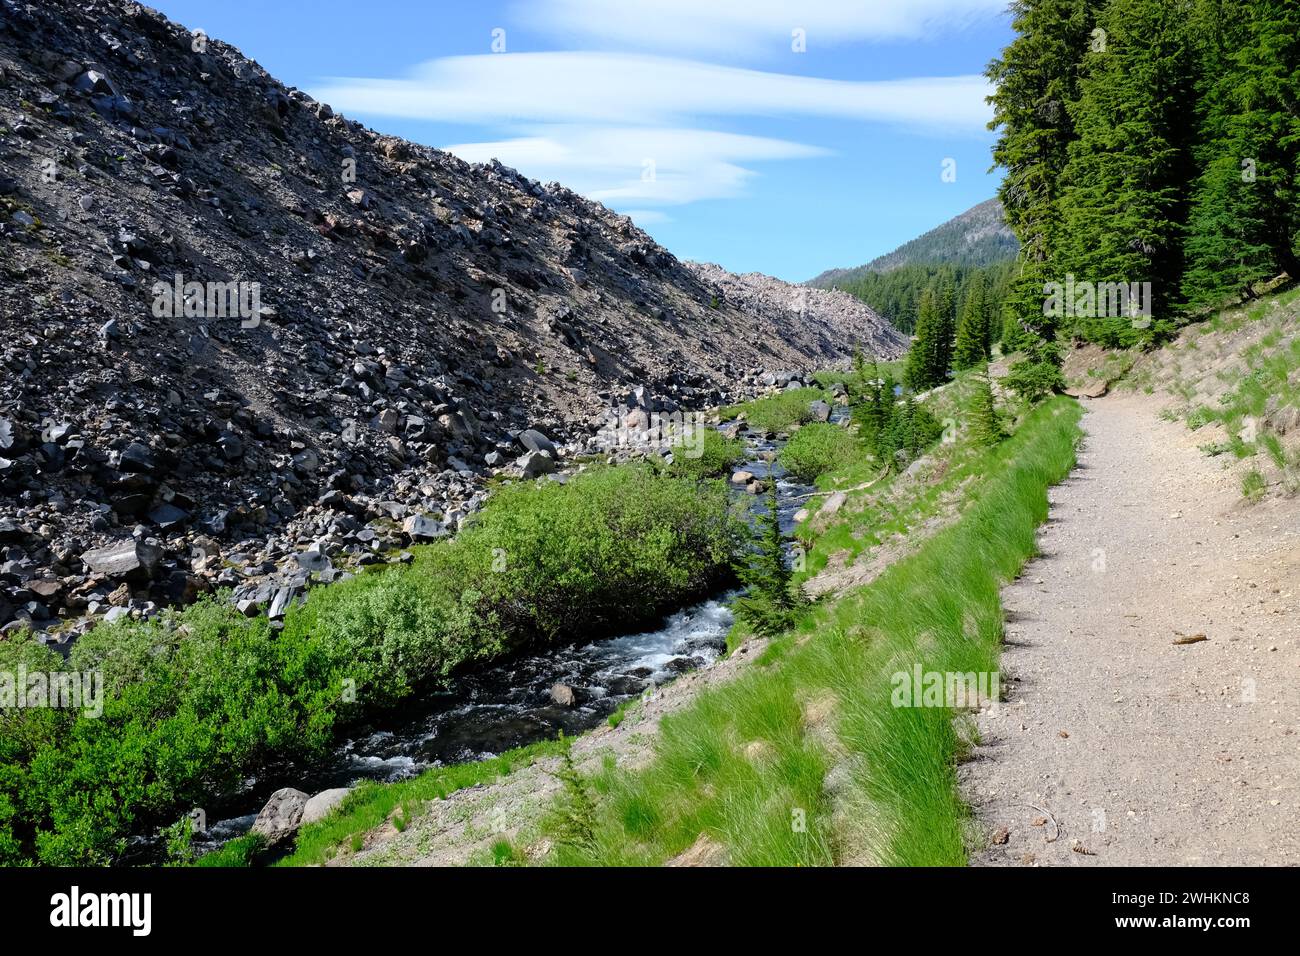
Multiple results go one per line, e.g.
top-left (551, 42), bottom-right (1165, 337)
top-left (903, 287), bottom-right (947, 392)
top-left (969, 367), bottom-right (1006, 447)
top-left (932, 270), bottom-right (958, 376)
top-left (732, 480), bottom-right (796, 636)
top-left (1056, 0), bottom-right (1199, 345)
top-left (988, 0), bottom-right (1103, 385)
top-left (952, 271), bottom-right (991, 369)
top-left (1182, 0), bottom-right (1300, 308)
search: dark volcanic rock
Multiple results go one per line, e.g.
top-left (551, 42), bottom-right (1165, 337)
top-left (80, 540), bottom-right (164, 581)
top-left (0, 0), bottom-right (903, 637)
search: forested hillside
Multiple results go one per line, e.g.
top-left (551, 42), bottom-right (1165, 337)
top-left (987, 0), bottom-right (1300, 397)
top-left (809, 199), bottom-right (1019, 288)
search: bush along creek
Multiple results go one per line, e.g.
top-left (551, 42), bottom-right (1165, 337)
top-left (0, 392), bottom-right (834, 866)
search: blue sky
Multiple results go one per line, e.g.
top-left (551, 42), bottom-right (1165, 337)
top-left (150, 1), bottom-right (1013, 282)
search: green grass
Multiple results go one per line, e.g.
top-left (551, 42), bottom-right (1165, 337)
top-left (539, 396), bottom-right (1083, 867)
top-left (1242, 469), bottom-right (1267, 501)
top-left (607, 696), bottom-right (641, 729)
top-left (191, 834), bottom-right (265, 868)
top-left (721, 388), bottom-right (826, 434)
top-left (273, 737), bottom-right (571, 867)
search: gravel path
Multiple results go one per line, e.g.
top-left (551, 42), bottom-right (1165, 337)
top-left (962, 393), bottom-right (1300, 866)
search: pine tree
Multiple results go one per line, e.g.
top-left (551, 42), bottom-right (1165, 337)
top-left (952, 271), bottom-right (990, 369)
top-left (733, 480), bottom-right (796, 635)
top-left (987, 0), bottom-right (1104, 386)
top-left (1056, 0), bottom-right (1199, 346)
top-left (903, 286), bottom-right (946, 392)
top-left (932, 270), bottom-right (958, 376)
top-left (850, 343), bottom-right (870, 401)
top-left (1182, 0), bottom-right (1300, 308)
top-left (969, 367), bottom-right (1006, 447)
top-left (858, 363), bottom-right (890, 450)
top-left (988, 0), bottom-right (1102, 266)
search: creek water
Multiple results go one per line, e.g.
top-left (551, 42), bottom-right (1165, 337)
top-left (182, 421), bottom-right (820, 858)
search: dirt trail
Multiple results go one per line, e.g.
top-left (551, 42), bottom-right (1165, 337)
top-left (962, 393), bottom-right (1300, 865)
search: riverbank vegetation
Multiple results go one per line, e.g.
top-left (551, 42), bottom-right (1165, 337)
top-left (269, 365), bottom-right (1081, 868)
top-left (0, 464), bottom-right (742, 865)
top-left (721, 387), bottom-right (826, 434)
top-left (539, 390), bottom-right (1081, 866)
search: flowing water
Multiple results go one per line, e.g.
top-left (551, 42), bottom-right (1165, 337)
top-left (183, 420), bottom-right (820, 857)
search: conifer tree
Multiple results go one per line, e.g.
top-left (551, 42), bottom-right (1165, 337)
top-left (1182, 0), bottom-right (1300, 308)
top-left (987, 0), bottom-right (1103, 389)
top-left (903, 286), bottom-right (945, 392)
top-left (1056, 0), bottom-right (1199, 345)
top-left (969, 367), bottom-right (1006, 448)
top-left (933, 270), bottom-right (958, 376)
top-left (952, 271), bottom-right (990, 369)
top-left (733, 481), bottom-right (796, 635)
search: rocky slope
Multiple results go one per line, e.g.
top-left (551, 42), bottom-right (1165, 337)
top-left (0, 0), bottom-right (901, 645)
top-left (685, 262), bottom-right (905, 360)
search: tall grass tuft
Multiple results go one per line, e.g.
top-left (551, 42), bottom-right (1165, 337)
top-left (544, 397), bottom-right (1082, 867)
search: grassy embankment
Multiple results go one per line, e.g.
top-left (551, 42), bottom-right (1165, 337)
top-left (525, 388), bottom-right (1081, 866)
top-left (721, 387), bottom-right (827, 434)
top-left (1096, 284), bottom-right (1300, 499)
top-left (0, 463), bottom-right (743, 865)
top-left (272, 373), bottom-right (1081, 867)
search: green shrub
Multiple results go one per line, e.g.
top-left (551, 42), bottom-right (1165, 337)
top-left (722, 388), bottom-right (824, 434)
top-left (0, 465), bottom-right (742, 865)
top-left (1242, 469), bottom-right (1267, 500)
top-left (660, 428), bottom-right (746, 479)
top-left (778, 423), bottom-right (862, 483)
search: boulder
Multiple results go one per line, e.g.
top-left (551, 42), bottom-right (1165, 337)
top-left (267, 585), bottom-right (300, 621)
top-left (1064, 380), bottom-right (1109, 399)
top-left (300, 788), bottom-right (350, 826)
top-left (251, 787), bottom-right (309, 845)
top-left (730, 470), bottom-right (754, 485)
top-left (904, 456), bottom-right (934, 480)
top-left (518, 428), bottom-right (557, 457)
top-left (519, 449), bottom-right (556, 479)
top-left (550, 683), bottom-right (577, 707)
top-left (809, 400), bottom-right (832, 422)
top-left (402, 514), bottom-right (446, 542)
top-left (147, 503), bottom-right (189, 529)
top-left (821, 491), bottom-right (847, 517)
top-left (81, 540), bottom-right (163, 580)
top-left (118, 442), bottom-right (156, 474)
top-left (295, 550), bottom-right (332, 574)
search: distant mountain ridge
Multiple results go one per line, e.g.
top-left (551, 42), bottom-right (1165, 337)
top-left (808, 198), bottom-right (1019, 289)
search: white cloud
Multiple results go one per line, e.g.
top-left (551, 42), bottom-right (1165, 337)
top-left (308, 49), bottom-right (993, 213)
top-left (310, 53), bottom-right (992, 132)
top-left (444, 127), bottom-right (827, 206)
top-left (512, 0), bottom-right (1008, 56)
